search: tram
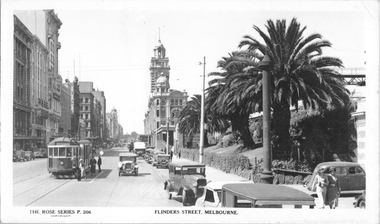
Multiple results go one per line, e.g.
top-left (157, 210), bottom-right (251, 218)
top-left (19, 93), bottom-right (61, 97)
top-left (47, 137), bottom-right (92, 178)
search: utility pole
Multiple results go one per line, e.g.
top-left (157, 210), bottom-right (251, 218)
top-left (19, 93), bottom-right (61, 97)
top-left (199, 57), bottom-right (206, 164)
top-left (166, 99), bottom-right (170, 154)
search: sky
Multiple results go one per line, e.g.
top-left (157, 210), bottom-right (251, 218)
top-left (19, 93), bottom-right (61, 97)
top-left (3, 0), bottom-right (376, 135)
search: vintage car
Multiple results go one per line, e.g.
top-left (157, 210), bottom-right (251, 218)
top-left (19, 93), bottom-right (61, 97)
top-left (221, 183), bottom-right (315, 208)
top-left (353, 190), bottom-right (366, 209)
top-left (143, 148), bottom-right (152, 161)
top-left (24, 151), bottom-right (35, 161)
top-left (151, 149), bottom-right (164, 164)
top-left (33, 148), bottom-right (47, 158)
top-left (133, 142), bottom-right (146, 157)
top-left (195, 180), bottom-right (250, 207)
top-left (164, 160), bottom-right (207, 206)
top-left (153, 154), bottom-right (171, 168)
top-left (304, 162), bottom-right (366, 194)
top-left (118, 153), bottom-right (139, 176)
top-left (13, 150), bottom-right (25, 162)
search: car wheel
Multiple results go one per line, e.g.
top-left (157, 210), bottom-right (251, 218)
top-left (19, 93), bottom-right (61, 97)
top-left (182, 190), bottom-right (188, 206)
top-left (359, 200), bottom-right (366, 209)
top-left (166, 188), bottom-right (172, 200)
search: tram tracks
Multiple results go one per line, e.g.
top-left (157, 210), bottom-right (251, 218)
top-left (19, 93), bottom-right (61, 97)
top-left (24, 178), bottom-right (73, 207)
top-left (13, 171), bottom-right (47, 185)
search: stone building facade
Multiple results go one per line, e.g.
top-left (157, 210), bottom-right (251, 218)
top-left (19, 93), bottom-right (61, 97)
top-left (144, 39), bottom-right (188, 153)
top-left (13, 15), bottom-right (34, 151)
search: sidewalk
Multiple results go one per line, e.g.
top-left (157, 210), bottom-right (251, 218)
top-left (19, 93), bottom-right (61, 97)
top-left (171, 156), bottom-right (248, 182)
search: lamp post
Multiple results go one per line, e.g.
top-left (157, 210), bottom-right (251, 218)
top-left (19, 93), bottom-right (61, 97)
top-left (258, 54), bottom-right (273, 184)
top-left (199, 57), bottom-right (206, 164)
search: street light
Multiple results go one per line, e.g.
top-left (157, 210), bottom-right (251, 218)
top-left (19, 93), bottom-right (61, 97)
top-left (258, 54), bottom-right (273, 184)
top-left (199, 57), bottom-right (206, 164)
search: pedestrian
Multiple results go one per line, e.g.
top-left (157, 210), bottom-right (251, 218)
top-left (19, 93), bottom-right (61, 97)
top-left (90, 156), bottom-right (97, 177)
top-left (311, 168), bottom-right (329, 209)
top-left (325, 167), bottom-right (341, 209)
top-left (178, 149), bottom-right (181, 159)
top-left (170, 150), bottom-right (173, 160)
top-left (79, 159), bottom-right (86, 180)
top-left (75, 164), bottom-right (81, 181)
top-left (97, 155), bottom-right (102, 173)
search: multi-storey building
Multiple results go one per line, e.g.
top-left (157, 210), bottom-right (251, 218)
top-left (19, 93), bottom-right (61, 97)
top-left (144, 39), bottom-right (188, 153)
top-left (30, 35), bottom-right (49, 149)
top-left (106, 108), bottom-right (119, 140)
top-left (79, 83), bottom-right (95, 139)
top-left (78, 81), bottom-right (107, 141)
top-left (92, 90), bottom-right (107, 141)
top-left (59, 79), bottom-right (72, 135)
top-left (70, 77), bottom-right (80, 137)
top-left (15, 10), bottom-right (63, 144)
top-left (13, 16), bottom-right (33, 151)
top-left (93, 99), bottom-right (103, 146)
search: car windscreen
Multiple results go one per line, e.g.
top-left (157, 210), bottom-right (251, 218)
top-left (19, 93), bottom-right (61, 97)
top-left (182, 167), bottom-right (205, 175)
top-left (120, 156), bottom-right (136, 162)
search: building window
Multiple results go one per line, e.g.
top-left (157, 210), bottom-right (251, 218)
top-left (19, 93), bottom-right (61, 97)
top-left (85, 106), bottom-right (88, 111)
top-left (156, 99), bottom-right (160, 105)
top-left (171, 99), bottom-right (174, 105)
top-left (157, 122), bottom-right (159, 128)
top-left (175, 99), bottom-right (178, 105)
top-left (85, 98), bottom-right (89, 103)
top-left (156, 109), bottom-right (159, 117)
top-left (180, 99), bottom-right (183, 105)
top-left (85, 114), bottom-right (88, 119)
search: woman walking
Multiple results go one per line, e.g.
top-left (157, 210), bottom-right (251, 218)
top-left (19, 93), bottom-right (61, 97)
top-left (311, 168), bottom-right (329, 209)
top-left (326, 167), bottom-right (341, 209)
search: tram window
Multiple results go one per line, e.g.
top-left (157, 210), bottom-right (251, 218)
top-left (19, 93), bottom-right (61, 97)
top-left (49, 148), bottom-right (53, 156)
top-left (59, 147), bottom-right (65, 156)
top-left (73, 147), bottom-right (77, 156)
top-left (67, 148), bottom-right (72, 157)
top-left (54, 148), bottom-right (58, 156)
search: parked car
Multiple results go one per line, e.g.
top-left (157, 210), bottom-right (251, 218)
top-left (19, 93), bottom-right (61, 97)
top-left (164, 160), bottom-right (207, 206)
top-left (24, 151), bottom-right (35, 161)
top-left (221, 183), bottom-right (315, 208)
top-left (353, 190), bottom-right (366, 209)
top-left (118, 153), bottom-right (139, 176)
top-left (195, 180), bottom-right (250, 207)
top-left (153, 154), bottom-right (171, 168)
top-left (304, 162), bottom-right (366, 194)
top-left (13, 150), bottom-right (25, 162)
top-left (34, 148), bottom-right (47, 158)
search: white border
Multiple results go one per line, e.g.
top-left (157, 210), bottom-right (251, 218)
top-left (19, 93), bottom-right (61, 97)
top-left (1, 0), bottom-right (379, 223)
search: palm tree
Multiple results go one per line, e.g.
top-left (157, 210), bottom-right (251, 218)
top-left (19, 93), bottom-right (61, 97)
top-left (238, 18), bottom-right (350, 156)
top-left (206, 51), bottom-right (261, 148)
top-left (179, 95), bottom-right (229, 148)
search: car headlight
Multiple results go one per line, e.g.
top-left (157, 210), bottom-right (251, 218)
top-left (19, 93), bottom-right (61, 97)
top-left (193, 182), bottom-right (198, 187)
top-left (135, 165), bottom-right (139, 169)
top-left (60, 161), bottom-right (64, 166)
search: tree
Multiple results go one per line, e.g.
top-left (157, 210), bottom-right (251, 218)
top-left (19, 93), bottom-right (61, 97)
top-left (206, 52), bottom-right (261, 148)
top-left (179, 95), bottom-right (229, 147)
top-left (238, 18), bottom-right (350, 157)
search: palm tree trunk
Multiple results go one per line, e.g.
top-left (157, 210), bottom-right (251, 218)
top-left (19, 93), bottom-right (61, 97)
top-left (272, 100), bottom-right (291, 159)
top-left (231, 113), bottom-right (255, 148)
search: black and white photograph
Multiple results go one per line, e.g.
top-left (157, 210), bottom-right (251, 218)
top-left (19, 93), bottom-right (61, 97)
top-left (1, 0), bottom-right (379, 223)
